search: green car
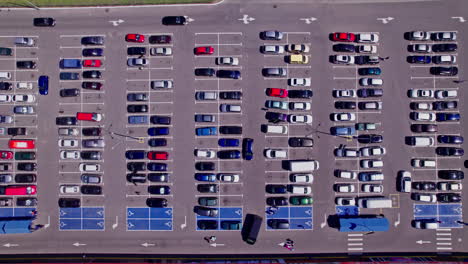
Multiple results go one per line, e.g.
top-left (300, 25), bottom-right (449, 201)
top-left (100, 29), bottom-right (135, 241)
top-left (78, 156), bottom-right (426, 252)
top-left (355, 122), bottom-right (377, 131)
top-left (221, 220), bottom-right (242, 230)
top-left (15, 152), bottom-right (36, 160)
top-left (0, 48), bottom-right (12, 56)
top-left (198, 197), bottom-right (218, 206)
top-left (290, 196), bottom-right (313, 205)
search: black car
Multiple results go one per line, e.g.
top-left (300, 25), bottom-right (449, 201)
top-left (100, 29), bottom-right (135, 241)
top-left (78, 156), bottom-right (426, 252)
top-left (433, 101), bottom-right (457, 110)
top-left (437, 193), bottom-right (461, 203)
top-left (194, 114), bottom-right (215, 123)
top-left (410, 124), bottom-right (437, 133)
top-left (265, 184), bottom-right (287, 194)
top-left (220, 91), bottom-right (242, 100)
top-left (147, 163), bottom-right (167, 172)
top-left (436, 147), bottom-right (464, 156)
top-left (17, 163), bottom-right (36, 171)
top-left (219, 126), bottom-right (242, 135)
top-left (288, 90), bottom-right (313, 99)
top-left (430, 66), bottom-right (458, 76)
top-left (127, 104), bottom-right (148, 113)
top-left (82, 70), bottom-right (102, 79)
top-left (127, 47), bottom-right (146, 56)
top-left (266, 197), bottom-right (288, 206)
top-left (127, 173), bottom-right (146, 183)
top-left (194, 68), bottom-right (215, 76)
top-left (216, 70), bottom-right (241, 79)
top-left (268, 219), bottom-right (290, 229)
top-left (82, 82), bottom-right (102, 90)
top-left (56, 116), bottom-right (77, 125)
top-left (81, 185), bottom-right (102, 195)
top-left (288, 137), bottom-right (314, 147)
top-left (146, 198), bottom-right (168, 208)
top-left (0, 82), bottom-right (12, 91)
top-left (358, 67), bottom-right (381, 75)
top-left (81, 151), bottom-right (102, 160)
top-left (82, 127), bottom-right (102, 136)
top-left (149, 35), bottom-right (172, 44)
top-left (59, 72), bottom-right (80, 80)
top-left (242, 138), bottom-right (254, 161)
top-left (59, 198), bottom-right (80, 208)
top-left (198, 197), bottom-right (218, 206)
top-left (217, 150), bottom-right (241, 159)
top-left (127, 162), bottom-right (146, 172)
top-left (148, 138), bottom-right (167, 147)
top-left (197, 184), bottom-right (218, 193)
top-left (17, 61), bottom-right (36, 69)
top-left (357, 134), bottom-right (383, 144)
top-left (265, 112), bottom-right (286, 123)
top-left (7, 127), bottom-right (26, 136)
top-left (438, 170), bottom-right (464, 180)
top-left (82, 48), bottom-right (103, 57)
top-left (148, 185), bottom-right (170, 195)
top-left (432, 43), bottom-right (457, 52)
top-left (60, 88), bottom-right (80, 98)
top-left (197, 220), bottom-right (218, 230)
top-left (148, 173), bottom-right (169, 183)
top-left (355, 56), bottom-right (379, 65)
top-left (162, 16), bottom-right (187, 25)
top-left (335, 101), bottom-right (356, 109)
top-left (33, 17), bottom-right (55, 27)
top-left (332, 44), bottom-right (355, 52)
top-left (17, 197), bottom-right (37, 207)
top-left (150, 115), bottom-right (171, 125)
top-left (14, 174), bottom-right (36, 183)
top-left (412, 181), bottom-right (436, 191)
top-left (195, 162), bottom-right (215, 171)
top-left (357, 88), bottom-right (383, 98)
top-left (127, 93), bottom-right (147, 102)
top-left (81, 36), bottom-right (104, 45)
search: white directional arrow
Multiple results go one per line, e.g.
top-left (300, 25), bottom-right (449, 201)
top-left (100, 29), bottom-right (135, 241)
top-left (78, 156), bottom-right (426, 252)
top-left (128, 222), bottom-right (134, 228)
top-left (44, 215), bottom-right (50, 229)
top-left (180, 216), bottom-right (187, 230)
top-left (109, 19), bottom-right (125, 26)
top-left (300, 17), bottom-right (317, 24)
top-left (394, 213), bottom-right (400, 227)
top-left (165, 209), bottom-right (172, 216)
top-left (73, 242), bottom-right (86, 247)
top-left (112, 216), bottom-right (118, 230)
top-left (210, 243), bottom-right (225, 247)
top-left (185, 16), bottom-right (194, 22)
top-left (451, 16), bottom-right (466, 22)
top-left (416, 240), bottom-right (431, 244)
top-left (127, 210), bottom-right (134, 217)
top-left (141, 242), bottom-right (155, 247)
top-left (377, 17), bottom-right (394, 24)
top-left (320, 214), bottom-right (327, 228)
top-left (238, 14), bottom-right (255, 24)
top-left (235, 209), bottom-right (242, 216)
top-left (3, 243), bottom-right (19, 248)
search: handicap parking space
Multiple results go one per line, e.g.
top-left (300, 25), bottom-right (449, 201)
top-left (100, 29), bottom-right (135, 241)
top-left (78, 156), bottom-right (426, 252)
top-left (414, 204), bottom-right (462, 228)
top-left (127, 207), bottom-right (173, 231)
top-left (59, 207), bottom-right (105, 231)
top-left (266, 206), bottom-right (313, 230)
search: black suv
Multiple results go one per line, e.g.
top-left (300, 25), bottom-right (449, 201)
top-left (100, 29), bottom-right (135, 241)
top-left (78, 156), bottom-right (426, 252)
top-left (33, 17), bottom-right (56, 27)
top-left (81, 36), bottom-right (104, 45)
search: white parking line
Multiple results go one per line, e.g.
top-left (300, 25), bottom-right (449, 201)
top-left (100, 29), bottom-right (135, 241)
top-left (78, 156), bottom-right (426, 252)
top-left (411, 76), bottom-right (457, 79)
top-left (195, 32), bottom-right (243, 35)
top-left (195, 43), bottom-right (242, 46)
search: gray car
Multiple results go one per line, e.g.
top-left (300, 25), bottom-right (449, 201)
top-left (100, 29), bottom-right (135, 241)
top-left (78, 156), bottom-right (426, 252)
top-left (13, 106), bottom-right (35, 114)
top-left (0, 174), bottom-right (13, 183)
top-left (81, 174), bottom-right (101, 184)
top-left (82, 139), bottom-right (105, 148)
top-left (194, 206), bottom-right (219, 217)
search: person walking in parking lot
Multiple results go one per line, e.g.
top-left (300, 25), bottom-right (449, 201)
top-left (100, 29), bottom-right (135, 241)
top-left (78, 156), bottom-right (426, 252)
top-left (457, 220), bottom-right (468, 226)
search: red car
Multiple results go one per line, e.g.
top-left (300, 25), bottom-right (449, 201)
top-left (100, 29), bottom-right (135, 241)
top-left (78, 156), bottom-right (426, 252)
top-left (5, 185), bottom-right (36, 195)
top-left (266, 88), bottom-right (288, 98)
top-left (82, 60), bottom-right (101, 67)
top-left (332, 32), bottom-right (356, 42)
top-left (9, 140), bottom-right (35, 149)
top-left (147, 151), bottom-right (169, 160)
top-left (76, 112), bottom-right (102, 122)
top-left (0, 151), bottom-right (13, 160)
top-left (126, 34), bottom-right (145, 43)
top-left (194, 46), bottom-right (214, 55)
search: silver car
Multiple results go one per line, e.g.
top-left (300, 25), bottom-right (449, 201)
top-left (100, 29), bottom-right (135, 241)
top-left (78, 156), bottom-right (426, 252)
top-left (13, 106), bottom-right (35, 114)
top-left (82, 139), bottom-right (105, 148)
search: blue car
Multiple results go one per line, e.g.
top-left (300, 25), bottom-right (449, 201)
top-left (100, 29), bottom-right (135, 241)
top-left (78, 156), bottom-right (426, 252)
top-left (195, 173), bottom-right (216, 182)
top-left (218, 138), bottom-right (239, 147)
top-left (38, 75), bottom-right (49, 95)
top-left (436, 113), bottom-right (460, 122)
top-left (358, 67), bottom-right (381, 76)
top-left (148, 127), bottom-right (170, 136)
top-left (330, 126), bottom-right (356, 136)
top-left (407, 56), bottom-right (431, 64)
top-left (125, 150), bottom-right (145, 160)
top-left (196, 127), bottom-right (217, 136)
top-left (147, 163), bottom-right (167, 171)
top-left (128, 115), bottom-right (148, 124)
top-left (242, 138), bottom-right (254, 160)
top-left (438, 135), bottom-right (463, 144)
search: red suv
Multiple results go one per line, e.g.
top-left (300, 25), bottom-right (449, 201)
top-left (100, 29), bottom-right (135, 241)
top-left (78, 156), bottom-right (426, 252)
top-left (266, 88), bottom-right (288, 98)
top-left (82, 60), bottom-right (101, 67)
top-left (126, 34), bottom-right (145, 43)
top-left (331, 32), bottom-right (356, 42)
top-left (147, 151), bottom-right (169, 160)
top-left (76, 112), bottom-right (102, 122)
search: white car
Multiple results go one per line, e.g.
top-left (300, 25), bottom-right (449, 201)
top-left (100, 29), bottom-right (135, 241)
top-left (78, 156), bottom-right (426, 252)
top-left (362, 184), bottom-right (384, 193)
top-left (437, 182), bottom-right (462, 191)
top-left (0, 94), bottom-right (12, 102)
top-left (150, 47), bottom-right (172, 56)
top-left (260, 45), bottom-right (284, 54)
top-left (151, 80), bottom-right (173, 89)
top-left (79, 163), bottom-right (101, 172)
top-left (127, 58), bottom-right (148, 67)
top-left (360, 146), bottom-right (386, 157)
top-left (433, 55), bottom-right (456, 64)
top-left (58, 128), bottom-right (79, 136)
top-left (435, 90), bottom-right (457, 99)
top-left (411, 102), bottom-right (432, 110)
top-left (286, 44), bottom-right (310, 53)
top-left (12, 94), bottom-right (36, 103)
top-left (335, 170), bottom-right (357, 179)
top-left (432, 32), bottom-right (456, 41)
top-left (289, 102), bottom-right (311, 111)
top-left (334, 184), bottom-right (355, 193)
top-left (357, 45), bottom-right (377, 53)
top-left (13, 106), bottom-right (35, 114)
top-left (288, 78), bottom-right (311, 87)
top-left (333, 89), bottom-right (355, 98)
top-left (409, 44), bottom-right (431, 53)
top-left (264, 149), bottom-right (288, 159)
top-left (60, 185), bottom-right (80, 194)
top-left (195, 149), bottom-right (216, 158)
top-left (409, 31), bottom-right (430, 41)
top-left (332, 55), bottom-right (355, 64)
top-left (412, 193), bottom-right (437, 203)
top-left (217, 173), bottom-right (239, 182)
top-left (58, 139), bottom-right (79, 148)
top-left (409, 89), bottom-right (434, 98)
top-left (288, 114), bottom-right (312, 124)
top-left (411, 158), bottom-right (436, 168)
top-left (335, 197), bottom-right (356, 206)
top-left (357, 33), bottom-right (379, 43)
top-left (359, 101), bottom-right (382, 110)
top-left (413, 219), bottom-right (439, 229)
top-left (332, 113), bottom-right (356, 122)
top-left (411, 112), bottom-right (436, 122)
top-left (16, 82), bottom-right (33, 89)
top-left (60, 150), bottom-right (80, 160)
top-left (359, 78), bottom-right (383, 86)
top-left (216, 57), bottom-right (239, 66)
top-left (360, 159), bottom-right (383, 169)
top-left (290, 174), bottom-right (313, 183)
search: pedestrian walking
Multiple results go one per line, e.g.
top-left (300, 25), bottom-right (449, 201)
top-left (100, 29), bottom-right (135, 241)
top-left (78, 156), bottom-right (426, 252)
top-left (209, 236), bottom-right (217, 242)
top-left (453, 80), bottom-right (466, 84)
top-left (384, 56), bottom-right (390, 60)
top-left (456, 221), bottom-right (468, 226)
top-left (204, 236), bottom-right (211, 243)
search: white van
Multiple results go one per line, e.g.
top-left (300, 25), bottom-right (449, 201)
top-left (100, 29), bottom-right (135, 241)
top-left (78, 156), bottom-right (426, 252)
top-left (408, 136), bottom-right (434, 147)
top-left (290, 174), bottom-right (313, 183)
top-left (15, 37), bottom-right (35, 46)
top-left (261, 124), bottom-right (288, 134)
top-left (0, 72), bottom-right (11, 80)
top-left (356, 197), bottom-right (392, 208)
top-left (287, 160), bottom-right (319, 172)
top-left (16, 82), bottom-right (33, 89)
top-left (288, 185), bottom-right (312, 194)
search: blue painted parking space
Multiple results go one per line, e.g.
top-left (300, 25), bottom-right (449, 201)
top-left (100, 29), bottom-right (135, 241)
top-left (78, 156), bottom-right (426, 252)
top-left (266, 206), bottom-right (313, 230)
top-left (336, 206), bottom-right (359, 216)
top-left (414, 204), bottom-right (462, 228)
top-left (127, 207), bottom-right (173, 231)
top-left (0, 208), bottom-right (37, 218)
top-left (59, 207), bottom-right (105, 231)
top-left (196, 207), bottom-right (243, 231)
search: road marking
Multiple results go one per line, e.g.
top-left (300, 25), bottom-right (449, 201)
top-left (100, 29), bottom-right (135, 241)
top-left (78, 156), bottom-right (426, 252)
top-left (238, 14), bottom-right (255, 24)
top-left (377, 17), bottom-right (394, 24)
top-left (348, 248), bottom-right (363, 251)
top-left (451, 16), bottom-right (466, 22)
top-left (300, 17), bottom-right (317, 24)
top-left (437, 237), bottom-right (452, 241)
top-left (109, 19), bottom-right (125, 26)
top-left (348, 243), bottom-right (363, 246)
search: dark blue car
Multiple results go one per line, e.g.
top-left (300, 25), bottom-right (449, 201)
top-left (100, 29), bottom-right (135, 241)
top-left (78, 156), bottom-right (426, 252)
top-left (217, 150), bottom-right (241, 159)
top-left (195, 173), bottom-right (216, 182)
top-left (216, 70), bottom-right (241, 79)
top-left (38, 75), bottom-right (49, 95)
top-left (125, 150), bottom-right (145, 160)
top-left (436, 113), bottom-right (460, 122)
top-left (265, 184), bottom-right (287, 194)
top-left (407, 56), bottom-right (431, 64)
top-left (147, 163), bottom-right (167, 171)
top-left (82, 48), bottom-right (103, 57)
top-left (148, 138), bottom-right (167, 147)
top-left (148, 127), bottom-right (170, 136)
top-left (358, 67), bottom-right (381, 76)
top-left (438, 135), bottom-right (463, 144)
top-left (218, 138), bottom-right (239, 147)
top-left (242, 138), bottom-right (254, 160)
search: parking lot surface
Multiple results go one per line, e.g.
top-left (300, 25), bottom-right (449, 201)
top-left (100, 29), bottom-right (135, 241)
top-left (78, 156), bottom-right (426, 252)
top-left (0, 0), bottom-right (466, 255)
